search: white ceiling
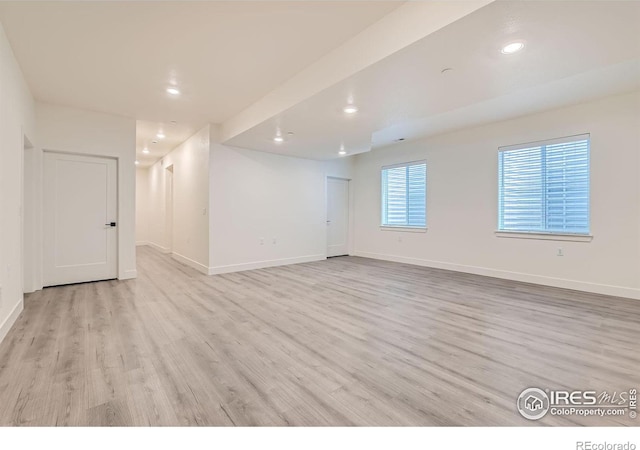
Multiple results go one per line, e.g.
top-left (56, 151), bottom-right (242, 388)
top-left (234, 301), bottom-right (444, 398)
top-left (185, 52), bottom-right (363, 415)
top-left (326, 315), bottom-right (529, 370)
top-left (0, 1), bottom-right (402, 165)
top-left (2, 1), bottom-right (638, 164)
top-left (226, 1), bottom-right (640, 159)
top-left (135, 120), bottom-right (200, 168)
top-left (0, 1), bottom-right (401, 124)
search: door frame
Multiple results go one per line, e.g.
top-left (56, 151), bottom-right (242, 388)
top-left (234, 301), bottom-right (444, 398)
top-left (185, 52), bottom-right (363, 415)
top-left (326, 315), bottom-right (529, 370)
top-left (165, 164), bottom-right (174, 254)
top-left (21, 133), bottom-right (36, 293)
top-left (325, 176), bottom-right (354, 258)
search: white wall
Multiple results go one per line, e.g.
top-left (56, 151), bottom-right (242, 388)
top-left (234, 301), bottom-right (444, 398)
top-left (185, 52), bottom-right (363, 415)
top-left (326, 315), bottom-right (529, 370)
top-left (0, 23), bottom-right (36, 343)
top-left (135, 167), bottom-right (150, 245)
top-left (146, 126), bottom-right (211, 273)
top-left (142, 124), bottom-right (355, 275)
top-left (353, 92), bottom-right (640, 299)
top-left (209, 126), bottom-right (355, 274)
top-left (147, 156), bottom-right (167, 253)
top-left (36, 103), bottom-right (137, 280)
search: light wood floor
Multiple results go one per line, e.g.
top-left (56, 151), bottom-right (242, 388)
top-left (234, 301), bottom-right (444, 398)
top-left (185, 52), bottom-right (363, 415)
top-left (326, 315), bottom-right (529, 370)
top-left (0, 246), bottom-right (638, 426)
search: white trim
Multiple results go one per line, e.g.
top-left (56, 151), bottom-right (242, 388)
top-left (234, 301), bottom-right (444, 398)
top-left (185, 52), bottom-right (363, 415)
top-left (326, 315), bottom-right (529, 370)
top-left (120, 269), bottom-right (137, 280)
top-left (172, 252), bottom-right (209, 275)
top-left (495, 231), bottom-right (593, 242)
top-left (498, 133), bottom-right (590, 152)
top-left (381, 159), bottom-right (427, 171)
top-left (380, 226), bottom-right (427, 233)
top-left (352, 251), bottom-right (640, 300)
top-left (136, 241), bottom-right (149, 246)
top-left (147, 241), bottom-right (171, 254)
top-left (209, 254), bottom-right (325, 275)
top-left (0, 298), bottom-right (24, 345)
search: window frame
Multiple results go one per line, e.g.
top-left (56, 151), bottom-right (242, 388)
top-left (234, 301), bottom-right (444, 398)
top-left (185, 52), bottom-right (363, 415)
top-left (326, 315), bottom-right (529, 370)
top-left (496, 133), bottom-right (592, 240)
top-left (380, 160), bottom-right (427, 231)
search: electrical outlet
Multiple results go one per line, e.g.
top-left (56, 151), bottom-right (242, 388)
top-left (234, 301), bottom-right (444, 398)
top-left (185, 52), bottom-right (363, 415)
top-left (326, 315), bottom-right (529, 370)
top-left (259, 237), bottom-right (264, 245)
top-left (557, 248), bottom-right (564, 257)
top-left (272, 238), bottom-right (277, 245)
top-left (397, 236), bottom-right (402, 243)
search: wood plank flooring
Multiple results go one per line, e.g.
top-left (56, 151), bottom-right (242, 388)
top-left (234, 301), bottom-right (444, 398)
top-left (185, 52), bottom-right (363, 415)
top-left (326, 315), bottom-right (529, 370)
top-left (0, 246), bottom-right (638, 426)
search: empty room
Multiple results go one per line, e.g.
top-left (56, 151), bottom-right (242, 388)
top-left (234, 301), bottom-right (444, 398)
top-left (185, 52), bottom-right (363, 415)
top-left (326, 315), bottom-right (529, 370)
top-left (0, 0), bottom-right (639, 448)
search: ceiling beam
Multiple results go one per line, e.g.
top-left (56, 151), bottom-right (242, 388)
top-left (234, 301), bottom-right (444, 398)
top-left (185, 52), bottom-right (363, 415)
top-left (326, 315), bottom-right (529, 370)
top-left (221, 0), bottom-right (494, 143)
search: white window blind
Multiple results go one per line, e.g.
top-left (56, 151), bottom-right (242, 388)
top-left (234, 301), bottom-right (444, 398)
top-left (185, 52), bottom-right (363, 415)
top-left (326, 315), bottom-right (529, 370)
top-left (498, 134), bottom-right (590, 234)
top-left (381, 161), bottom-right (426, 228)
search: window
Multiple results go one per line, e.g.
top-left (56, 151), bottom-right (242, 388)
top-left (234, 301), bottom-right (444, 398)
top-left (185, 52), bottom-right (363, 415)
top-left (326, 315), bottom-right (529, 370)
top-left (381, 161), bottom-right (426, 228)
top-left (498, 134), bottom-right (590, 235)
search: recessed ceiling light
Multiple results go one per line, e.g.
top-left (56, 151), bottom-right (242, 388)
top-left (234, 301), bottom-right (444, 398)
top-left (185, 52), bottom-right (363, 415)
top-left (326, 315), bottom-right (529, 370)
top-left (343, 104), bottom-right (358, 114)
top-left (339, 150), bottom-right (347, 156)
top-left (166, 87), bottom-right (180, 95)
top-left (142, 148), bottom-right (150, 154)
top-left (157, 132), bottom-right (166, 139)
top-left (501, 42), bottom-right (525, 54)
top-left (135, 160), bottom-right (140, 165)
top-left (274, 136), bottom-right (284, 143)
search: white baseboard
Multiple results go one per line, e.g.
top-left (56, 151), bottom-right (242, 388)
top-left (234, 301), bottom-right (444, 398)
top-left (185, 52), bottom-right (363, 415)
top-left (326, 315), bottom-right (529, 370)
top-left (120, 269), bottom-right (137, 280)
top-left (172, 252), bottom-right (209, 275)
top-left (136, 241), bottom-right (149, 246)
top-left (147, 241), bottom-right (171, 254)
top-left (0, 297), bottom-right (24, 345)
top-left (209, 254), bottom-right (326, 275)
top-left (353, 251), bottom-right (640, 300)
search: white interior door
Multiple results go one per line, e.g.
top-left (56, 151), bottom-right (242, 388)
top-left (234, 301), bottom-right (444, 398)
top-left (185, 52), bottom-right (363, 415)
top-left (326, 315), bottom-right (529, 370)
top-left (43, 152), bottom-right (118, 286)
top-left (327, 177), bottom-right (349, 257)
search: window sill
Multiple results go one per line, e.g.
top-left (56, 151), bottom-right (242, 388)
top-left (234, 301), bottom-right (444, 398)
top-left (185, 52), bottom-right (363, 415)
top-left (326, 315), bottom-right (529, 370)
top-left (380, 226), bottom-right (427, 233)
top-left (494, 231), bottom-right (593, 242)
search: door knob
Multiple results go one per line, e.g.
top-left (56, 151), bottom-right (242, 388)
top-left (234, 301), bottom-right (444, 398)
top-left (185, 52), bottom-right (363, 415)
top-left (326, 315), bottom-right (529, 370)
top-left (105, 222), bottom-right (117, 227)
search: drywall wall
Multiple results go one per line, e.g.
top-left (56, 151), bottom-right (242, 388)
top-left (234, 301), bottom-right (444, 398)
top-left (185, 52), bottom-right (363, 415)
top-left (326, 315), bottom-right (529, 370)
top-left (142, 124), bottom-right (354, 275)
top-left (136, 167), bottom-right (150, 245)
top-left (0, 23), bottom-right (36, 343)
top-left (146, 126), bottom-right (211, 273)
top-left (36, 103), bottom-right (137, 280)
top-left (146, 156), bottom-right (167, 253)
top-left (209, 126), bottom-right (355, 274)
top-left (353, 91), bottom-right (640, 299)
top-left (23, 138), bottom-right (40, 294)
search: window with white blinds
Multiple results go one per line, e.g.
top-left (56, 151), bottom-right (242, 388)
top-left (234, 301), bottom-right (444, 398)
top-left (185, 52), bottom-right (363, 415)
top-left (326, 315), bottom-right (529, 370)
top-left (381, 161), bottom-right (426, 228)
top-left (498, 134), bottom-right (590, 234)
